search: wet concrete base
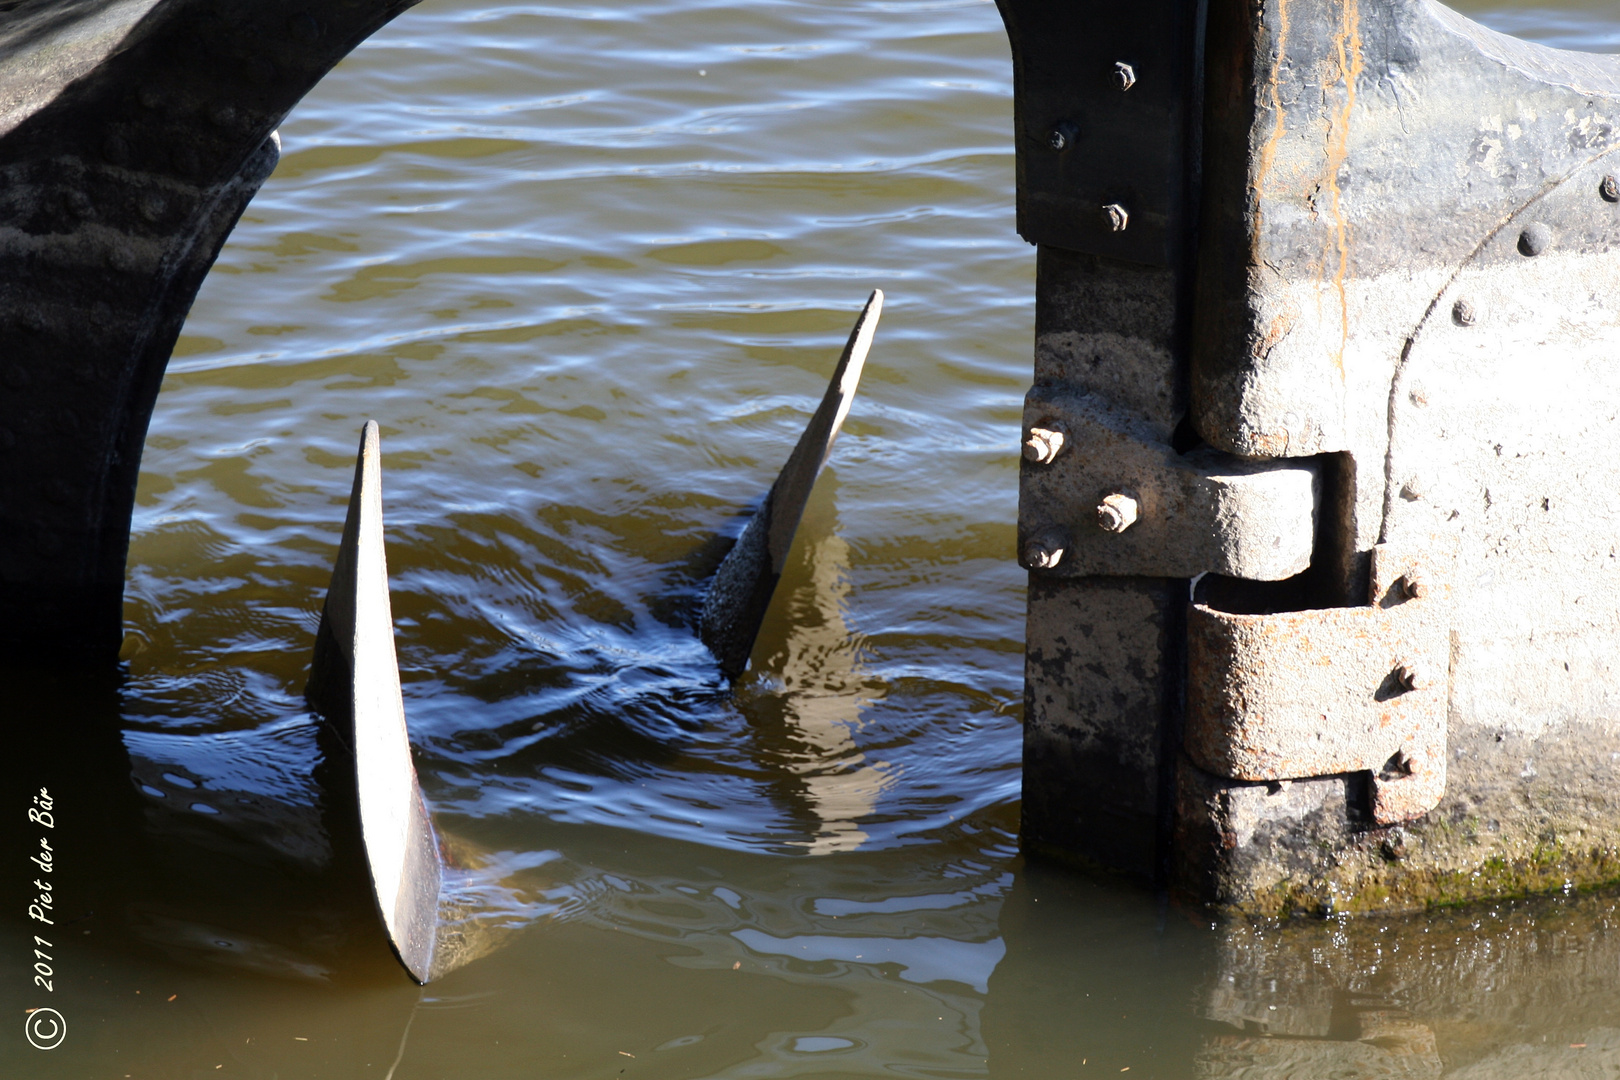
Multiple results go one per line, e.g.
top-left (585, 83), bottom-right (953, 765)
top-left (1174, 716), bottom-right (1620, 917)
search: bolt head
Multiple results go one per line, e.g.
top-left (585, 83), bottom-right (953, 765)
top-left (1394, 659), bottom-right (1432, 692)
top-left (1096, 491), bottom-right (1139, 534)
top-left (1112, 62), bottom-right (1137, 91)
top-left (1047, 122), bottom-right (1077, 152)
top-left (1399, 569), bottom-right (1429, 600)
top-left (1518, 222), bottom-right (1553, 257)
top-left (1452, 298), bottom-right (1477, 327)
top-left (1602, 174), bottom-right (1620, 203)
top-left (1022, 425), bottom-right (1067, 464)
top-left (1022, 529), bottom-right (1069, 571)
top-left (1102, 203), bottom-right (1129, 232)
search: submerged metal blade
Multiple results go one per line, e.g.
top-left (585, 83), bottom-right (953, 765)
top-left (699, 289), bottom-right (883, 678)
top-left (307, 421), bottom-right (442, 984)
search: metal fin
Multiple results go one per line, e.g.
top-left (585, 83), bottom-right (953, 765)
top-left (699, 289), bottom-right (883, 678)
top-left (307, 421), bottom-right (442, 984)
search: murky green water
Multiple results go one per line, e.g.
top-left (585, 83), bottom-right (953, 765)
top-left (5, 0), bottom-right (1619, 1076)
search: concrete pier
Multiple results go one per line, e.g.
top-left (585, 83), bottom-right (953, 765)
top-left (1004, 0), bottom-right (1620, 913)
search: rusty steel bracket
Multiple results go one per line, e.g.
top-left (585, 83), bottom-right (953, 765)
top-left (1185, 541), bottom-right (1452, 825)
top-left (1018, 388), bottom-right (1318, 580)
top-left (993, 0), bottom-right (1204, 266)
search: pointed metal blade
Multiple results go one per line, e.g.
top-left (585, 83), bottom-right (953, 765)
top-left (307, 420), bottom-right (442, 984)
top-left (699, 289), bottom-right (883, 678)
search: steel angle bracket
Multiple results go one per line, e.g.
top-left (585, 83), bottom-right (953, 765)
top-left (306, 421), bottom-right (443, 984)
top-left (1185, 540), bottom-right (1453, 825)
top-left (993, 0), bottom-right (1204, 266)
top-left (1018, 389), bottom-right (1318, 580)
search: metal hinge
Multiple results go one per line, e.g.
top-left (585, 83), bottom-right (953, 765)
top-left (1017, 388), bottom-right (1319, 580)
top-left (1185, 540), bottom-right (1452, 825)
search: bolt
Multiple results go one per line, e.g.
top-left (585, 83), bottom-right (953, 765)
top-left (1394, 659), bottom-right (1432, 692)
top-left (1602, 175), bottom-right (1620, 203)
top-left (1022, 424), bottom-right (1067, 464)
top-left (1022, 528), bottom-right (1070, 571)
top-left (1452, 298), bottom-right (1477, 327)
top-left (1047, 122), bottom-right (1078, 152)
top-left (1399, 568), bottom-right (1429, 600)
top-left (1518, 222), bottom-right (1553, 257)
top-left (1096, 491), bottom-right (1139, 534)
top-left (1112, 62), bottom-right (1137, 91)
top-left (1102, 203), bottom-right (1129, 232)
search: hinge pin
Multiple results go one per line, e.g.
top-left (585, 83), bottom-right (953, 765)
top-left (1096, 491), bottom-right (1139, 534)
top-left (1022, 424), bottom-right (1067, 464)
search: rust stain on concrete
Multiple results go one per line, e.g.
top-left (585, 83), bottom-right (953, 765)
top-left (1322, 0), bottom-right (1363, 378)
top-left (1251, 0), bottom-right (1292, 263)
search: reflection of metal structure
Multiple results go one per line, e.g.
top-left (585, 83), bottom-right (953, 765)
top-left (701, 291), bottom-right (882, 678)
top-left (1003, 0), bottom-right (1620, 913)
top-left (743, 491), bottom-right (891, 855)
top-left (306, 422), bottom-right (442, 984)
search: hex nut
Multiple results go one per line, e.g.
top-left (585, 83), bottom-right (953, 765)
top-left (1602, 174), bottom-right (1620, 203)
top-left (1112, 62), bottom-right (1136, 91)
top-left (1452, 299), bottom-right (1477, 327)
top-left (1021, 528), bottom-right (1069, 571)
top-left (1518, 222), bottom-right (1553, 257)
top-left (1102, 203), bottom-right (1129, 232)
top-left (1022, 425), bottom-right (1067, 464)
top-left (1047, 122), bottom-right (1078, 152)
top-left (1096, 491), bottom-right (1139, 534)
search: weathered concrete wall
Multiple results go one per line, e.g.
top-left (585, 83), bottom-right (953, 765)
top-left (0, 0), bottom-right (415, 659)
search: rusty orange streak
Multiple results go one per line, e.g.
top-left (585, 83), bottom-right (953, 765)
top-left (1252, 0), bottom-right (1292, 265)
top-left (1324, 0), bottom-right (1364, 378)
